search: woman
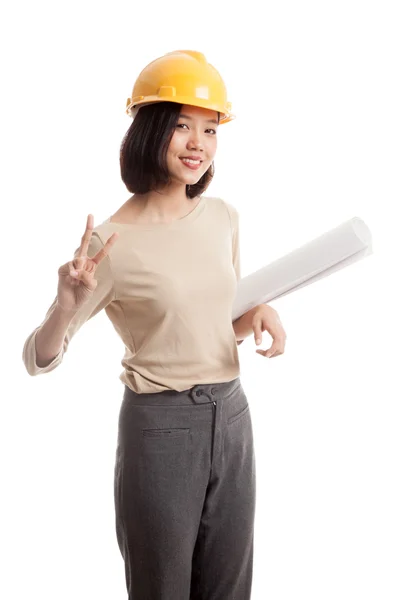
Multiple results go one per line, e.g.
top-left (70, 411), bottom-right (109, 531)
top-left (23, 50), bottom-right (286, 599)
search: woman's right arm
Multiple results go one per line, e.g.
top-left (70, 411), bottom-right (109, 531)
top-left (35, 304), bottom-right (78, 368)
top-left (22, 214), bottom-right (119, 376)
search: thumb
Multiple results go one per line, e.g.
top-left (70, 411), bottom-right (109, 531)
top-left (76, 269), bottom-right (98, 292)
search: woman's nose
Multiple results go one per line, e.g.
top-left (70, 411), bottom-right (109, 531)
top-left (188, 139), bottom-right (204, 151)
top-left (187, 132), bottom-right (204, 150)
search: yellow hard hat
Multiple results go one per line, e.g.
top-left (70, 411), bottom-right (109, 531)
top-left (125, 50), bottom-right (235, 124)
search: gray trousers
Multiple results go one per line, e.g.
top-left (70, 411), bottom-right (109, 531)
top-left (114, 376), bottom-right (256, 599)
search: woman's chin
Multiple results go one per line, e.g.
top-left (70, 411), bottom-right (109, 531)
top-left (172, 174), bottom-right (203, 186)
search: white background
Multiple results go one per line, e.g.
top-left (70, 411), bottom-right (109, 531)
top-left (2, 0), bottom-right (399, 598)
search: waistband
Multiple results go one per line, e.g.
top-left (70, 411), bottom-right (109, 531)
top-left (123, 377), bottom-right (241, 405)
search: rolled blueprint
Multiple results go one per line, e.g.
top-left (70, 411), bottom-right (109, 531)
top-left (232, 217), bottom-right (373, 321)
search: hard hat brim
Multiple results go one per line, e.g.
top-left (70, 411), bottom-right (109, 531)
top-left (126, 97), bottom-right (235, 124)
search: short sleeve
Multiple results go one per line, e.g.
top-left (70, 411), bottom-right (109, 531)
top-left (22, 232), bottom-right (115, 376)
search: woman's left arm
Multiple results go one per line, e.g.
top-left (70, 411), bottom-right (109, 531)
top-left (233, 304), bottom-right (287, 358)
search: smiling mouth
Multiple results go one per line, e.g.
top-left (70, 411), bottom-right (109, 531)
top-left (179, 157), bottom-right (203, 170)
top-left (180, 158), bottom-right (202, 165)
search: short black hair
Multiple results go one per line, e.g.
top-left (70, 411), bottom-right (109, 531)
top-left (119, 101), bottom-right (220, 200)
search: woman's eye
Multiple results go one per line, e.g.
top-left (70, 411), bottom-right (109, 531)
top-left (176, 124), bottom-right (216, 135)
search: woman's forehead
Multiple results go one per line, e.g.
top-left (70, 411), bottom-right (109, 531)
top-left (179, 104), bottom-right (219, 121)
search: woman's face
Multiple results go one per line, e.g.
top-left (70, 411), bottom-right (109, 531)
top-left (166, 104), bottom-right (219, 186)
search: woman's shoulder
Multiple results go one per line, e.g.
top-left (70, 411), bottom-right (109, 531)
top-left (205, 195), bottom-right (239, 219)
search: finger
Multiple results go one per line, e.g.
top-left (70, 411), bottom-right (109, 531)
top-left (269, 349), bottom-right (283, 358)
top-left (256, 349), bottom-right (277, 358)
top-left (68, 260), bottom-right (78, 277)
top-left (256, 349), bottom-right (270, 357)
top-left (72, 268), bottom-right (98, 292)
top-left (252, 318), bottom-right (263, 345)
top-left (80, 269), bottom-right (98, 291)
top-left (77, 214), bottom-right (94, 258)
top-left (269, 342), bottom-right (285, 356)
top-left (92, 232), bottom-right (120, 265)
top-left (256, 345), bottom-right (277, 358)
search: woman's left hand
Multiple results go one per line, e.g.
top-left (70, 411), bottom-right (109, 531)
top-left (252, 305), bottom-right (287, 358)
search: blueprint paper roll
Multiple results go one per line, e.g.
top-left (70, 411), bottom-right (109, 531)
top-left (232, 217), bottom-right (373, 321)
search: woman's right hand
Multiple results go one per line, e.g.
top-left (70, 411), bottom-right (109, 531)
top-left (57, 214), bottom-right (119, 314)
